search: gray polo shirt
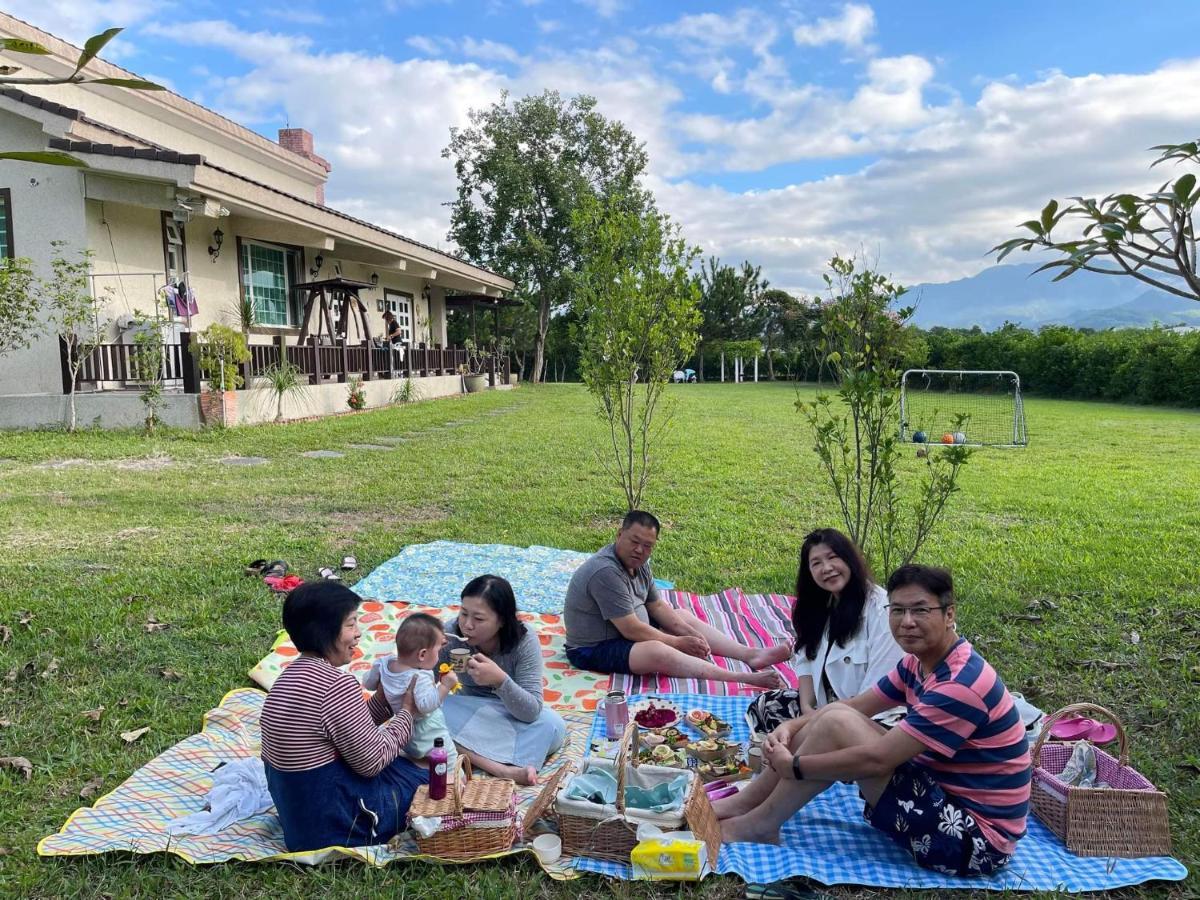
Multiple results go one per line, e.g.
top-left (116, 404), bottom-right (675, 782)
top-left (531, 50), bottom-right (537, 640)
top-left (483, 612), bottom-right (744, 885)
top-left (563, 543), bottom-right (660, 649)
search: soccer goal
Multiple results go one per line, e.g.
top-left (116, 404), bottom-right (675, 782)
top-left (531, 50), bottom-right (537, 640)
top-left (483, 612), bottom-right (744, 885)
top-left (899, 369), bottom-right (1028, 448)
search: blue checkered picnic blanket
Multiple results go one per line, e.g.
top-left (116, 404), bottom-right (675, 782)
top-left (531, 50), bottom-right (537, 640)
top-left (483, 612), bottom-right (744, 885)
top-left (571, 694), bottom-right (1188, 892)
top-left (351, 541), bottom-right (672, 614)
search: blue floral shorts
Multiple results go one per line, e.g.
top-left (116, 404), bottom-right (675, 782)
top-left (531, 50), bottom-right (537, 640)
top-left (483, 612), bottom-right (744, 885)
top-left (863, 762), bottom-right (1011, 877)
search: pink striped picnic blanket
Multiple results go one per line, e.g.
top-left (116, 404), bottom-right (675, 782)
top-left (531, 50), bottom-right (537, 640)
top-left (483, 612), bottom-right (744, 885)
top-left (613, 588), bottom-right (799, 697)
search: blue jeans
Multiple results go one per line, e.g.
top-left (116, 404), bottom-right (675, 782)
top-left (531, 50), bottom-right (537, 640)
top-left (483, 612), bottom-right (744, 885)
top-left (265, 755), bottom-right (428, 851)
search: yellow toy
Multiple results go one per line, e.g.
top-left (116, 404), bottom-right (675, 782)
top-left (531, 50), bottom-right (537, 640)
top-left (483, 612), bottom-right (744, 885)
top-left (437, 663), bottom-right (463, 693)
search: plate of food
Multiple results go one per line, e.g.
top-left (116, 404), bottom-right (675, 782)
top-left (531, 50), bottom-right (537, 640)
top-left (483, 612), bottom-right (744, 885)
top-left (697, 755), bottom-right (752, 783)
top-left (657, 726), bottom-right (691, 749)
top-left (637, 744), bottom-right (689, 768)
top-left (630, 699), bottom-right (683, 732)
top-left (686, 738), bottom-right (741, 763)
top-left (687, 709), bottom-right (732, 738)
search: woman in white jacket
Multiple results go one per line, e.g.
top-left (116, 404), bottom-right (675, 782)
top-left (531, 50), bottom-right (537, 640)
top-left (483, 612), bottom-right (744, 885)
top-left (747, 528), bottom-right (903, 734)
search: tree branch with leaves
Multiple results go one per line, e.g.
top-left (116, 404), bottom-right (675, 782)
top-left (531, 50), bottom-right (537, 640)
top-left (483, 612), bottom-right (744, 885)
top-left (992, 140), bottom-right (1200, 302)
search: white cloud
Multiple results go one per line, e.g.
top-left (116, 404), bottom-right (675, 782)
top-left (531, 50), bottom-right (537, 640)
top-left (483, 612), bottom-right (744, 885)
top-left (793, 3), bottom-right (876, 51)
top-left (143, 20), bottom-right (312, 60)
top-left (575, 0), bottom-right (624, 19)
top-left (461, 37), bottom-right (524, 65)
top-left (653, 9), bottom-right (779, 56)
top-left (1, 0), bottom-right (165, 48)
top-left (535, 18), bottom-right (562, 34)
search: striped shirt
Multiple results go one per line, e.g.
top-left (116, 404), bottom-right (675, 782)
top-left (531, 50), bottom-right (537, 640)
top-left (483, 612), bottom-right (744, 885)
top-left (874, 638), bottom-right (1031, 854)
top-left (261, 654), bottom-right (413, 777)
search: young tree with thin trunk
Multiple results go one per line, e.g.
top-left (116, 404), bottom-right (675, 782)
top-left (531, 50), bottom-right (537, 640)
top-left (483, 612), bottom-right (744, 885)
top-left (573, 194), bottom-right (701, 510)
top-left (47, 243), bottom-right (108, 432)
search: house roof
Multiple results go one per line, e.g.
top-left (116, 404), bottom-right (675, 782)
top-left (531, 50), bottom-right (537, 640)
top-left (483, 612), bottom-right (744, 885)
top-left (1, 87), bottom-right (513, 289)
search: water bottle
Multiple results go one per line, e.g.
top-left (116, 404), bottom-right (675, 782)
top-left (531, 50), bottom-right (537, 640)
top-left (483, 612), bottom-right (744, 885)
top-left (428, 737), bottom-right (448, 801)
top-left (604, 690), bottom-right (628, 740)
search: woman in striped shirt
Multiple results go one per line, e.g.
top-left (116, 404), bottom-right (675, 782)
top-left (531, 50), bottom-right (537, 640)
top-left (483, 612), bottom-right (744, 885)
top-left (261, 581), bottom-right (427, 851)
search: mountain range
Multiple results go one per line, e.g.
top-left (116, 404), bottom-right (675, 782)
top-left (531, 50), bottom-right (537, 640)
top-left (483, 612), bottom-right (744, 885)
top-left (906, 263), bottom-right (1200, 330)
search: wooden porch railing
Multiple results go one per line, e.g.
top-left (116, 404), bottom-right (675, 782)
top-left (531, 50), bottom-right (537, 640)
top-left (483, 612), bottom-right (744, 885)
top-left (64, 333), bottom-right (511, 394)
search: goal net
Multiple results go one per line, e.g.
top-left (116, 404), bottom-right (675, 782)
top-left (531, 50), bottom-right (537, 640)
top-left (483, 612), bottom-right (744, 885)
top-left (899, 369), bottom-right (1027, 448)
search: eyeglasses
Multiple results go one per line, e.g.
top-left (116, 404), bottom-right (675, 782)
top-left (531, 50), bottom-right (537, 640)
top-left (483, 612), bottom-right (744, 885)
top-left (886, 604), bottom-right (952, 620)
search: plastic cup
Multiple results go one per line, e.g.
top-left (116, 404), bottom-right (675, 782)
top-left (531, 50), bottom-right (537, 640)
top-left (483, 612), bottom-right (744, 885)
top-left (532, 833), bottom-right (561, 864)
top-left (748, 746), bottom-right (763, 772)
top-left (450, 648), bottom-right (470, 672)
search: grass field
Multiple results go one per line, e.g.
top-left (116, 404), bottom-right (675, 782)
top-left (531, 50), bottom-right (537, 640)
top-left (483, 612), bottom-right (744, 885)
top-left (0, 382), bottom-right (1197, 898)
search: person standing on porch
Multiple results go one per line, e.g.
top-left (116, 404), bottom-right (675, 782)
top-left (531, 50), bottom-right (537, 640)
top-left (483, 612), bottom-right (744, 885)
top-left (563, 510), bottom-right (792, 689)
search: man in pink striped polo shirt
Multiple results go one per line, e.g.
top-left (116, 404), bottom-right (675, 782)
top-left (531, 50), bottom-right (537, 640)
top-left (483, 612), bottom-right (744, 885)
top-left (716, 564), bottom-right (1031, 876)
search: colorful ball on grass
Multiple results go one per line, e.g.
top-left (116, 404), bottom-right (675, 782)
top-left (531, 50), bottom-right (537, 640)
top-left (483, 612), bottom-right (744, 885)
top-left (913, 430), bottom-right (927, 443)
top-left (953, 432), bottom-right (967, 444)
top-left (916, 447), bottom-right (929, 459)
top-left (941, 432), bottom-right (955, 444)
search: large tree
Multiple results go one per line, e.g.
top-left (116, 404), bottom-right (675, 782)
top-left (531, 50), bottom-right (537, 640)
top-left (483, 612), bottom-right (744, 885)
top-left (993, 139), bottom-right (1200, 302)
top-left (694, 257), bottom-right (765, 380)
top-left (444, 90), bottom-right (651, 382)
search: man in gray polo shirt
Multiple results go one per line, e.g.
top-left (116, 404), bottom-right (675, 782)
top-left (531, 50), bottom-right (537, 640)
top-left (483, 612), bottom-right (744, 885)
top-left (564, 510), bottom-right (790, 688)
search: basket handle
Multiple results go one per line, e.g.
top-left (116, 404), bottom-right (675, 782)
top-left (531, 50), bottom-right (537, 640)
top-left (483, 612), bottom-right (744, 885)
top-left (449, 752), bottom-right (473, 817)
top-left (1031, 702), bottom-right (1129, 768)
top-left (615, 723), bottom-right (636, 814)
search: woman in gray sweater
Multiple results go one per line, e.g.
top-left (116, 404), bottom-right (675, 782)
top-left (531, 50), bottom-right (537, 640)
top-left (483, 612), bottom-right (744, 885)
top-left (440, 574), bottom-right (566, 785)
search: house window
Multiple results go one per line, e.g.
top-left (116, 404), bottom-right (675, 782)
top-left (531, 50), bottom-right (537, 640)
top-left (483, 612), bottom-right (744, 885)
top-left (241, 240), bottom-right (300, 327)
top-left (0, 189), bottom-right (14, 259)
top-left (161, 213), bottom-right (187, 284)
top-left (385, 289), bottom-right (412, 343)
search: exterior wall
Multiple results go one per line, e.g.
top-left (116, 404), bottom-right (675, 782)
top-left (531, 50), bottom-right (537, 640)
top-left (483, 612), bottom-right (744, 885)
top-left (0, 108), bottom-right (88, 396)
top-left (0, 374), bottom-right (469, 430)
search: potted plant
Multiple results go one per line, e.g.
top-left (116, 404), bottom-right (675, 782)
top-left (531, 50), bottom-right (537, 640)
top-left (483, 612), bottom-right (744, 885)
top-left (196, 323), bottom-right (250, 426)
top-left (347, 375), bottom-right (367, 410)
top-left (461, 339), bottom-right (488, 393)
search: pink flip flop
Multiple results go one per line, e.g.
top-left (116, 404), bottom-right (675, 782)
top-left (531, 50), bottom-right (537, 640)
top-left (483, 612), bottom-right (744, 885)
top-left (1050, 717), bottom-right (1117, 743)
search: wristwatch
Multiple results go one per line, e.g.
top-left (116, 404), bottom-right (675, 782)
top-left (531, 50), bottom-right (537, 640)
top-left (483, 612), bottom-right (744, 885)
top-left (792, 755), bottom-right (804, 781)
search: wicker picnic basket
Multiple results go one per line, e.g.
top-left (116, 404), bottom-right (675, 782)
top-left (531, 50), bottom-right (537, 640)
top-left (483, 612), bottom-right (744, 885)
top-left (1031, 703), bottom-right (1171, 858)
top-left (408, 755), bottom-right (518, 860)
top-left (554, 725), bottom-right (721, 866)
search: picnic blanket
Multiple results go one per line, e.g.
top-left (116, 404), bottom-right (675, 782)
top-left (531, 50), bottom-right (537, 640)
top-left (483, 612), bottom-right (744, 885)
top-left (348, 540), bottom-right (672, 614)
top-left (611, 588), bottom-right (800, 697)
top-left (38, 687), bottom-right (590, 874)
top-left (572, 693), bottom-right (1189, 892)
top-left (249, 600), bottom-right (611, 711)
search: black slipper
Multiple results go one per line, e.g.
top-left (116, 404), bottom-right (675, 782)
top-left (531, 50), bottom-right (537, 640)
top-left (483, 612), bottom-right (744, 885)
top-left (745, 880), bottom-right (831, 900)
top-left (244, 559), bottom-right (268, 576)
top-left (261, 560), bottom-right (288, 578)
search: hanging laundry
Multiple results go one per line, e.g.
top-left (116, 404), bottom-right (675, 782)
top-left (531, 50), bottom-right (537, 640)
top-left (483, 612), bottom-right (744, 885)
top-left (162, 284), bottom-right (181, 316)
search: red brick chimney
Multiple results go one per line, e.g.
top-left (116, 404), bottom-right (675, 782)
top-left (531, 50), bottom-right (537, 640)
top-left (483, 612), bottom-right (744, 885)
top-left (278, 128), bottom-right (332, 205)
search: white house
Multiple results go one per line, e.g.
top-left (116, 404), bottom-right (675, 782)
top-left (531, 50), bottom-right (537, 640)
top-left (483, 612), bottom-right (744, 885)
top-left (0, 13), bottom-right (514, 429)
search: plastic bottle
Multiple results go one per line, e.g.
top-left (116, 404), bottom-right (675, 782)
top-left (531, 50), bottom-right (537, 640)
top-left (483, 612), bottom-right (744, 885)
top-left (428, 737), bottom-right (448, 801)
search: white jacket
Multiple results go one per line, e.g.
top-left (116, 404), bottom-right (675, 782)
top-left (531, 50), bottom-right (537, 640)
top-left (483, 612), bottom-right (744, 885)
top-left (792, 584), bottom-right (903, 708)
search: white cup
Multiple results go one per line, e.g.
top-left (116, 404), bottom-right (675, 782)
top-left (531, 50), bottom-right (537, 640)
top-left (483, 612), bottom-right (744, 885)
top-left (532, 833), bottom-right (561, 864)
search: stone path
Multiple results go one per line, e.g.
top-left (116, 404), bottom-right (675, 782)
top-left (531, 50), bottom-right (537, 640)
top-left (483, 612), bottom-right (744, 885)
top-left (345, 443), bottom-right (393, 451)
top-left (219, 456), bottom-right (269, 466)
top-left (301, 450), bottom-right (345, 459)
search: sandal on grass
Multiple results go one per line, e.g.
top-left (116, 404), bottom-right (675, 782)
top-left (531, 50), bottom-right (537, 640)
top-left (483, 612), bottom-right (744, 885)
top-left (244, 559), bottom-right (268, 576)
top-left (318, 566), bottom-right (341, 581)
top-left (261, 560), bottom-right (288, 579)
top-left (341, 555), bottom-right (358, 570)
top-left (744, 879), bottom-right (830, 900)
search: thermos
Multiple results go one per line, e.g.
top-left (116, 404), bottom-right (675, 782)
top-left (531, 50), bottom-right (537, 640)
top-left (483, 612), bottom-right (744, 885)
top-left (604, 690), bottom-right (628, 739)
top-left (428, 737), bottom-right (448, 800)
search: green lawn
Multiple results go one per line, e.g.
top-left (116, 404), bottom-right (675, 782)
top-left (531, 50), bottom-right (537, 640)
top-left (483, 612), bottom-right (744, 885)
top-left (0, 383), bottom-right (1197, 898)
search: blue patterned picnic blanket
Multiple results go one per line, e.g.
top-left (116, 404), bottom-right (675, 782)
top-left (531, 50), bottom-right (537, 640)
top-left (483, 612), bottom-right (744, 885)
top-left (572, 694), bottom-right (1188, 892)
top-left (351, 541), bottom-right (672, 614)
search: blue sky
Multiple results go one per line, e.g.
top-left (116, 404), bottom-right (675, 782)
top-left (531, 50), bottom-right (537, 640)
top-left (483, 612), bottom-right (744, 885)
top-left (10, 1), bottom-right (1200, 293)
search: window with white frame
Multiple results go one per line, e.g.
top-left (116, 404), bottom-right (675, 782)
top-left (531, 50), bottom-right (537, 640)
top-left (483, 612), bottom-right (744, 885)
top-left (385, 289), bottom-right (412, 343)
top-left (162, 215), bottom-right (187, 284)
top-left (241, 240), bottom-right (301, 327)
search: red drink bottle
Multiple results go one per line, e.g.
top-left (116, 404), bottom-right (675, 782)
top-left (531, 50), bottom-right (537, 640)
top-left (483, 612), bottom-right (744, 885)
top-left (428, 737), bottom-right (448, 801)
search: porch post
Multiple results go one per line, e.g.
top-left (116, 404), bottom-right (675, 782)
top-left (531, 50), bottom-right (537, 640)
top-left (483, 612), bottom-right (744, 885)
top-left (180, 331), bottom-right (201, 394)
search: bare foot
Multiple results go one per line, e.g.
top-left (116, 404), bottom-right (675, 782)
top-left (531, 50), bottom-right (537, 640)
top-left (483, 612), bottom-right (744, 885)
top-left (742, 669), bottom-right (786, 690)
top-left (490, 762), bottom-right (540, 786)
top-left (720, 814), bottom-right (781, 844)
top-left (747, 642), bottom-right (794, 670)
top-left (711, 788), bottom-right (755, 820)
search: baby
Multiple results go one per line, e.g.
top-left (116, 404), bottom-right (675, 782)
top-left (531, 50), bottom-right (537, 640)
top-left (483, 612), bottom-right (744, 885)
top-left (363, 612), bottom-right (459, 767)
